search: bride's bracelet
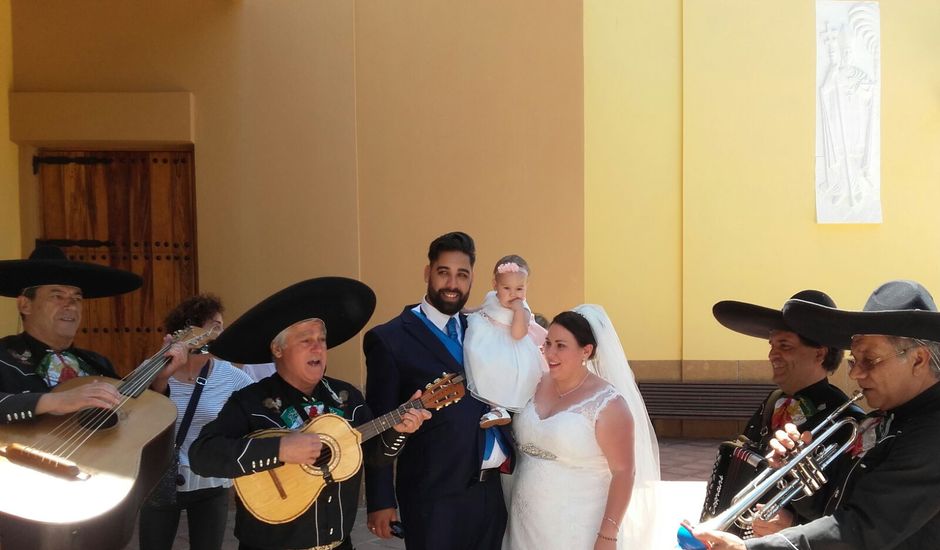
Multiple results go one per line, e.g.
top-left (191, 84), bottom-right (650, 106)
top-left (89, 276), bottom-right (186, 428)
top-left (602, 516), bottom-right (619, 529)
top-left (596, 532), bottom-right (617, 542)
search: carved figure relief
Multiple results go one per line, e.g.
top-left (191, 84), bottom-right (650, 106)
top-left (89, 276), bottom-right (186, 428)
top-left (816, 1), bottom-right (881, 223)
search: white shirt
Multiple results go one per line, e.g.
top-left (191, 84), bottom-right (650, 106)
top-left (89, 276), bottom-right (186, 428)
top-left (417, 297), bottom-right (462, 345)
top-left (242, 362), bottom-right (277, 382)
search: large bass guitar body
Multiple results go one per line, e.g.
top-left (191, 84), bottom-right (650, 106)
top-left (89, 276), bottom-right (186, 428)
top-left (0, 376), bottom-right (177, 550)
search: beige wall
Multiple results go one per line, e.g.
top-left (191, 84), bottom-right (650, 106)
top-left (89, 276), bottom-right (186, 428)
top-left (1, 0), bottom-right (20, 335)
top-left (12, 1), bottom-right (363, 377)
top-left (356, 0), bottom-right (584, 337)
top-left (11, 1), bottom-right (585, 384)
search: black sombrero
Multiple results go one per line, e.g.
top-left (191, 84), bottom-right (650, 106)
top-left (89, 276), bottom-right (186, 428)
top-left (209, 277), bottom-right (376, 364)
top-left (713, 290), bottom-right (837, 341)
top-left (0, 245), bottom-right (143, 298)
top-left (782, 280), bottom-right (940, 350)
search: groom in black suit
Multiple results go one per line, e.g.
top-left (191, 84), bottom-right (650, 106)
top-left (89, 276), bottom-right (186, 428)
top-left (364, 231), bottom-right (512, 550)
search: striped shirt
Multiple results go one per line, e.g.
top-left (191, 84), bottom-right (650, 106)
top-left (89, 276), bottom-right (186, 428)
top-left (169, 359), bottom-right (253, 492)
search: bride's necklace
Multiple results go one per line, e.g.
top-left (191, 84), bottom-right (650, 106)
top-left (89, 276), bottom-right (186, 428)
top-left (555, 371), bottom-right (590, 398)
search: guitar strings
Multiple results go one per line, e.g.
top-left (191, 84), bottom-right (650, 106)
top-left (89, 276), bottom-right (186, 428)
top-left (357, 400), bottom-right (421, 441)
top-left (357, 376), bottom-right (464, 440)
top-left (29, 343), bottom-right (172, 454)
top-left (28, 331), bottom-right (440, 472)
top-left (55, 354), bottom-right (173, 460)
top-left (28, 330), bottom-right (209, 463)
top-left (52, 329), bottom-right (213, 459)
top-left (31, 343), bottom-right (174, 457)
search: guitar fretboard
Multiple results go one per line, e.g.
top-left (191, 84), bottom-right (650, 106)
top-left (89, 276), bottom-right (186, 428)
top-left (118, 355), bottom-right (172, 398)
top-left (357, 399), bottom-right (424, 442)
top-left (115, 327), bottom-right (216, 398)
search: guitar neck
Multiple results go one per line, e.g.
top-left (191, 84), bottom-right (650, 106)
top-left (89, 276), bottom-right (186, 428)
top-left (113, 327), bottom-right (217, 399)
top-left (117, 351), bottom-right (173, 398)
top-left (357, 399), bottom-right (424, 442)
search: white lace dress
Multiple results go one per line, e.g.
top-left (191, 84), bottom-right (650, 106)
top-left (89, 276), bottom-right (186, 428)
top-left (508, 385), bottom-right (628, 549)
top-left (464, 291), bottom-right (546, 411)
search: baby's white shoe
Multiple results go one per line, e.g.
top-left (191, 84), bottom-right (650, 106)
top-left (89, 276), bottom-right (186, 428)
top-left (480, 407), bottom-right (511, 429)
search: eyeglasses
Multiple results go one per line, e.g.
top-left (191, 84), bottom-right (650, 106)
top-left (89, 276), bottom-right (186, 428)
top-left (847, 347), bottom-right (914, 373)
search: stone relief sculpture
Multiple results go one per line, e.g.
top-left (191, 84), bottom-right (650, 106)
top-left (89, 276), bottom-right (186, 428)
top-left (816, 1), bottom-right (881, 223)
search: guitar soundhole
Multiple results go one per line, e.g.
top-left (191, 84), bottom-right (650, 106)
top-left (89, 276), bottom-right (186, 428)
top-left (77, 407), bottom-right (119, 431)
top-left (301, 438), bottom-right (338, 477)
top-left (314, 446), bottom-right (333, 468)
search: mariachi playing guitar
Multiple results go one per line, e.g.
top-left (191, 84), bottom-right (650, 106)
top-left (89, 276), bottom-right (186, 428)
top-left (234, 372), bottom-right (466, 524)
top-left (0, 326), bottom-right (218, 550)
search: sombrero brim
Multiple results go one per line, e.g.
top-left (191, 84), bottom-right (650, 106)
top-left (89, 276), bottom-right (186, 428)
top-left (0, 259), bottom-right (143, 298)
top-left (782, 298), bottom-right (940, 350)
top-left (209, 276), bottom-right (376, 364)
top-left (712, 300), bottom-right (790, 340)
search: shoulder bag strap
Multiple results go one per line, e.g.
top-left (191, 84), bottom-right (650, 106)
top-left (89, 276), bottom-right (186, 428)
top-left (175, 360), bottom-right (212, 449)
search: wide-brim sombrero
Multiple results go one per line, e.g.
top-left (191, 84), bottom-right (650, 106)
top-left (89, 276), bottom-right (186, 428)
top-left (0, 245), bottom-right (142, 298)
top-left (782, 280), bottom-right (940, 350)
top-left (209, 276), bottom-right (376, 364)
top-left (713, 289), bottom-right (836, 340)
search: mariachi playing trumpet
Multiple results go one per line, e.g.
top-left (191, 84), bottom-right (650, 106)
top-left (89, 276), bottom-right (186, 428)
top-left (677, 392), bottom-right (864, 550)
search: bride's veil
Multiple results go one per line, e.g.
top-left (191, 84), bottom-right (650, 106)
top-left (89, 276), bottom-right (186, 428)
top-left (573, 304), bottom-right (661, 547)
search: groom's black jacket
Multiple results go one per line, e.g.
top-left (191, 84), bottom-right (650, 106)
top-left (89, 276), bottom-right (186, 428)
top-left (364, 306), bottom-right (514, 548)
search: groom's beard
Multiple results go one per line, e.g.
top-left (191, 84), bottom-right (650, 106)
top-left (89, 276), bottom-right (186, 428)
top-left (426, 285), bottom-right (470, 316)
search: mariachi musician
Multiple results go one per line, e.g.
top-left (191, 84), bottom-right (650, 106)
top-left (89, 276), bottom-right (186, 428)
top-left (188, 277), bottom-right (431, 550)
top-left (0, 245), bottom-right (188, 549)
top-left (0, 245), bottom-right (187, 423)
top-left (692, 280), bottom-right (940, 549)
top-left (704, 290), bottom-right (863, 537)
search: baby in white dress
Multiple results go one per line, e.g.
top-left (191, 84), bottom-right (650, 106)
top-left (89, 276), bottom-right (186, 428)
top-left (464, 254), bottom-right (547, 428)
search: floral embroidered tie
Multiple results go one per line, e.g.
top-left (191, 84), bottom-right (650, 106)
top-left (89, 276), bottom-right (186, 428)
top-left (38, 350), bottom-right (86, 387)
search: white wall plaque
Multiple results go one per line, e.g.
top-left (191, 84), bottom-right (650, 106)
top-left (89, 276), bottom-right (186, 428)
top-left (816, 1), bottom-right (881, 223)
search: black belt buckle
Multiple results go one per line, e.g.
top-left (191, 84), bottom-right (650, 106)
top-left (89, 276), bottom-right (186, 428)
top-left (475, 468), bottom-right (498, 483)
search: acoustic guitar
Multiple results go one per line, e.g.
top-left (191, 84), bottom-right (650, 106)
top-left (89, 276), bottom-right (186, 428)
top-left (0, 326), bottom-right (218, 550)
top-left (234, 373), bottom-right (466, 524)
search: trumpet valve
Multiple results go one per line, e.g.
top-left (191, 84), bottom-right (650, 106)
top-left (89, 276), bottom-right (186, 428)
top-left (794, 456), bottom-right (826, 496)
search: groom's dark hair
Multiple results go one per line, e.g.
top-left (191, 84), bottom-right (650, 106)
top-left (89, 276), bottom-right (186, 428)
top-left (552, 311), bottom-right (598, 359)
top-left (428, 231), bottom-right (476, 266)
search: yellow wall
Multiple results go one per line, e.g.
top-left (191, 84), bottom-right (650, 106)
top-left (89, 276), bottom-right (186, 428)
top-left (584, 0), bottom-right (683, 375)
top-left (0, 0), bottom-right (21, 336)
top-left (683, 0), bottom-right (940, 374)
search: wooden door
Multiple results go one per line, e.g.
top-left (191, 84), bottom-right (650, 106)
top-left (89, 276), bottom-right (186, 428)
top-left (36, 150), bottom-right (197, 376)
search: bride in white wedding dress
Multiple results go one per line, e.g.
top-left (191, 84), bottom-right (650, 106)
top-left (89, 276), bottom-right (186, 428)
top-left (507, 305), bottom-right (660, 549)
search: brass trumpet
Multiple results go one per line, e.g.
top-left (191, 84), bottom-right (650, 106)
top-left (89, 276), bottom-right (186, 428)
top-left (678, 391), bottom-right (864, 550)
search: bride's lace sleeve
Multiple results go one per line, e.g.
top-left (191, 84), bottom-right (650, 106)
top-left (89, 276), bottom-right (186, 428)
top-left (570, 386), bottom-right (623, 426)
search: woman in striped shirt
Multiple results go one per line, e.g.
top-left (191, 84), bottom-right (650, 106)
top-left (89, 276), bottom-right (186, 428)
top-left (139, 293), bottom-right (253, 550)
